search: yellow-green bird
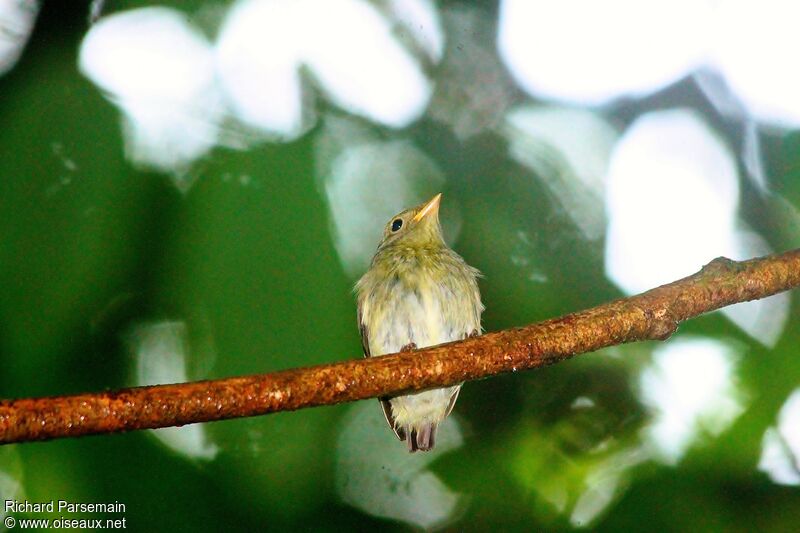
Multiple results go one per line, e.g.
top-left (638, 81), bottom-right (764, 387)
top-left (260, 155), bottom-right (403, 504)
top-left (356, 193), bottom-right (483, 452)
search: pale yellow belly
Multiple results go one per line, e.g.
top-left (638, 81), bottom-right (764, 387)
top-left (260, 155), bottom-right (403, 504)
top-left (366, 279), bottom-right (475, 429)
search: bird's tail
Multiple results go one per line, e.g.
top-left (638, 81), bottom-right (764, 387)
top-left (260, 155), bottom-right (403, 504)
top-left (408, 423), bottom-right (437, 452)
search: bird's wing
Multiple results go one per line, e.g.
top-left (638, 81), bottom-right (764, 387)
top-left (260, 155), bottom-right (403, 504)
top-left (444, 387), bottom-right (460, 418)
top-left (379, 400), bottom-right (406, 441)
top-left (357, 305), bottom-right (371, 358)
top-left (357, 302), bottom-right (407, 442)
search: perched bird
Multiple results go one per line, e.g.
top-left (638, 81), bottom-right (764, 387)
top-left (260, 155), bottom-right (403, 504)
top-left (356, 193), bottom-right (483, 452)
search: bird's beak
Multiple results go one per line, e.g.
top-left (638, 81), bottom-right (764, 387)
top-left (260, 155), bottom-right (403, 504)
top-left (413, 193), bottom-right (442, 223)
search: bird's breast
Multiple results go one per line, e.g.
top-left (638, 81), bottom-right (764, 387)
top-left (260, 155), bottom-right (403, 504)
top-left (367, 272), bottom-right (471, 356)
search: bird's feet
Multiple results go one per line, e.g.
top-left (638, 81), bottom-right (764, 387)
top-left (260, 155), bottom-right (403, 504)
top-left (400, 342), bottom-right (418, 352)
top-left (468, 329), bottom-right (480, 338)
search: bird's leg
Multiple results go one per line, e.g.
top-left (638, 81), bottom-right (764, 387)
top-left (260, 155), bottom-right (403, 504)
top-left (400, 342), bottom-right (417, 352)
top-left (468, 329), bottom-right (480, 338)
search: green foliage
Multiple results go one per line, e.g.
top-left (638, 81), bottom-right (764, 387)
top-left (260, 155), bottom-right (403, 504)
top-left (1, 3), bottom-right (799, 532)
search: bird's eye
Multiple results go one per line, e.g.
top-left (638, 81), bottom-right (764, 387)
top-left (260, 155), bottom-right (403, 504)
top-left (391, 218), bottom-right (403, 232)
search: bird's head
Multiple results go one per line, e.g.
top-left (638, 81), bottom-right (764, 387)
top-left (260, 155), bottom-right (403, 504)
top-left (376, 193), bottom-right (445, 253)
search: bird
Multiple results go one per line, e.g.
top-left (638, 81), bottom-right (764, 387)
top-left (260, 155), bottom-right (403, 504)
top-left (355, 193), bottom-right (483, 452)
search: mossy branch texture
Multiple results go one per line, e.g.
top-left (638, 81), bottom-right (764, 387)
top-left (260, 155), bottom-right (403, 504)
top-left (1, 250), bottom-right (799, 445)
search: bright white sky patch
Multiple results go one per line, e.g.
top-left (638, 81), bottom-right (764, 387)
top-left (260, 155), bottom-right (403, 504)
top-left (604, 109), bottom-right (789, 346)
top-left (712, 1), bottom-right (800, 128)
top-left (503, 106), bottom-right (618, 241)
top-left (497, 0), bottom-right (708, 105)
top-left (639, 337), bottom-right (746, 464)
top-left (216, 0), bottom-right (433, 135)
top-left (335, 401), bottom-right (463, 530)
top-left (0, 0), bottom-right (38, 76)
top-left (301, 0), bottom-right (432, 127)
top-left (129, 321), bottom-right (219, 461)
top-left (78, 1), bottom-right (435, 183)
top-left (387, 0), bottom-right (444, 62)
top-left (323, 138), bottom-right (449, 277)
top-left (497, 0), bottom-right (800, 129)
top-left (605, 109), bottom-right (739, 291)
top-left (759, 389), bottom-right (800, 486)
top-left (215, 0), bottom-right (306, 138)
top-left (79, 8), bottom-right (222, 177)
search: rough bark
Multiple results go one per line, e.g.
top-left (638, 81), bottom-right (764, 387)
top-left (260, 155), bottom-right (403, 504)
top-left (1, 250), bottom-right (798, 444)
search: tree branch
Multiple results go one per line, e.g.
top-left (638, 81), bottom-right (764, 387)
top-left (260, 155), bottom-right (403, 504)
top-left (1, 250), bottom-right (799, 445)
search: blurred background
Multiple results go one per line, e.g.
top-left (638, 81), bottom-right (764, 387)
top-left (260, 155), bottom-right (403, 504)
top-left (1, 0), bottom-right (800, 530)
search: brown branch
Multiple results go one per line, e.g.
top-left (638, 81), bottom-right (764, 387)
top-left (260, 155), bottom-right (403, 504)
top-left (1, 250), bottom-right (799, 444)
